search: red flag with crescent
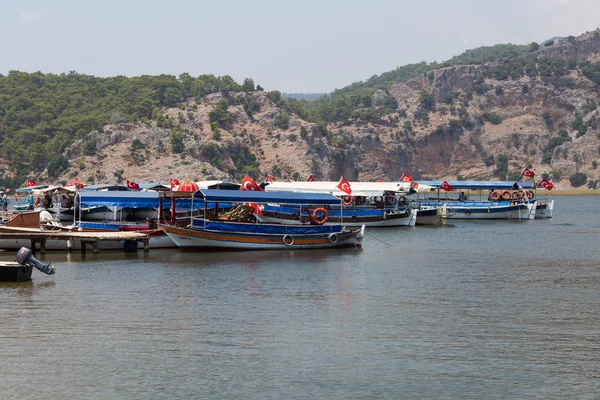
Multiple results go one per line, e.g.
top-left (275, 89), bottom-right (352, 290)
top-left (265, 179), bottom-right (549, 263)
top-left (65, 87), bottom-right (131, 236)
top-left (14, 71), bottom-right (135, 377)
top-left (266, 174), bottom-right (275, 183)
top-left (400, 173), bottom-right (412, 182)
top-left (307, 175), bottom-right (315, 182)
top-left (240, 176), bottom-right (263, 191)
top-left (27, 180), bottom-right (36, 187)
top-left (440, 180), bottom-right (453, 192)
top-left (127, 180), bottom-right (140, 191)
top-left (379, 178), bottom-right (384, 182)
top-left (337, 176), bottom-right (352, 195)
top-left (522, 168), bottom-right (535, 178)
top-left (539, 178), bottom-right (554, 190)
top-left (410, 181), bottom-right (419, 189)
top-left (72, 177), bottom-right (79, 183)
top-left (170, 178), bottom-right (180, 189)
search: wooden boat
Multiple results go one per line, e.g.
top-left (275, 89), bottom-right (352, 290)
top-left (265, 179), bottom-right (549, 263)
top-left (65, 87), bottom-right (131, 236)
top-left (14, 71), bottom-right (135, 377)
top-left (159, 189), bottom-right (365, 250)
top-left (262, 181), bottom-right (434, 226)
top-left (412, 180), bottom-right (540, 221)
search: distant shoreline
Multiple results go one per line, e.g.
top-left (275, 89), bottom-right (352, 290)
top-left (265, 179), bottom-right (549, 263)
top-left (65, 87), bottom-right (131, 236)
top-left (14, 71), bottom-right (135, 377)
top-left (545, 189), bottom-right (600, 196)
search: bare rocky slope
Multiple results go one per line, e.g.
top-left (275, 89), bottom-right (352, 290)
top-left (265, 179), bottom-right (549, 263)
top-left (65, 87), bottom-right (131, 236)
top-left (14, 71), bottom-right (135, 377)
top-left (50, 30), bottom-right (600, 188)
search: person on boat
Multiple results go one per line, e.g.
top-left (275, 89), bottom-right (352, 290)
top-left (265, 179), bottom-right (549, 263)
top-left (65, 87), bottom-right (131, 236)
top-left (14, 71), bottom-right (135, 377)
top-left (2, 194), bottom-right (8, 211)
top-left (60, 194), bottom-right (69, 208)
top-left (34, 195), bottom-right (40, 208)
top-left (458, 192), bottom-right (467, 201)
top-left (27, 193), bottom-right (35, 211)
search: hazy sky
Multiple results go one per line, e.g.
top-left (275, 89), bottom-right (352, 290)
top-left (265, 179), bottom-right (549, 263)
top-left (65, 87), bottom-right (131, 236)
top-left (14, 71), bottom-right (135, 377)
top-left (1, 0), bottom-right (599, 92)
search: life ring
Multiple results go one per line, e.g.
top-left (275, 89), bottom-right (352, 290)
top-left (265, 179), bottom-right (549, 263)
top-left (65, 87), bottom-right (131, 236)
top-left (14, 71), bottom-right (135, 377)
top-left (283, 234), bottom-right (294, 246)
top-left (399, 196), bottom-right (407, 204)
top-left (311, 208), bottom-right (328, 225)
top-left (501, 190), bottom-right (511, 200)
top-left (329, 233), bottom-right (338, 243)
top-left (385, 196), bottom-right (395, 206)
top-left (341, 195), bottom-right (353, 205)
top-left (490, 191), bottom-right (500, 201)
top-left (511, 192), bottom-right (521, 200)
top-left (526, 191), bottom-right (534, 199)
top-left (464, 209), bottom-right (471, 216)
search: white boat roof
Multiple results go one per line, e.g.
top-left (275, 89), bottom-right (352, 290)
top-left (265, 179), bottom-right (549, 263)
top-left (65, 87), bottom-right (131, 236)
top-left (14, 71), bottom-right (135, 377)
top-left (264, 181), bottom-right (434, 196)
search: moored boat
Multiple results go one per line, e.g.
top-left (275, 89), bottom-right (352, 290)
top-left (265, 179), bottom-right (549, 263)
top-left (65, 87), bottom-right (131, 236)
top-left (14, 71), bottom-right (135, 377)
top-left (159, 189), bottom-right (364, 250)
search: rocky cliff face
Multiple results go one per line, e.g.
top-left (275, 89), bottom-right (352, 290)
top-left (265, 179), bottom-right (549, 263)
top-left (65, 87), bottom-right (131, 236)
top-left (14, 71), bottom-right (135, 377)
top-left (50, 30), bottom-right (600, 188)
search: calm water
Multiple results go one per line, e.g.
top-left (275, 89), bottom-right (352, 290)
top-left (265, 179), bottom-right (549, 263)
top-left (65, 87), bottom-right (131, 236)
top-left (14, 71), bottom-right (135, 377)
top-left (1, 196), bottom-right (599, 399)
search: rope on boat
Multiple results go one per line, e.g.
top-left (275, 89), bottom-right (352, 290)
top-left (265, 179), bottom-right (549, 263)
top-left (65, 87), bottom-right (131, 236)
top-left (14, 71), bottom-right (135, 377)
top-left (362, 231), bottom-right (393, 247)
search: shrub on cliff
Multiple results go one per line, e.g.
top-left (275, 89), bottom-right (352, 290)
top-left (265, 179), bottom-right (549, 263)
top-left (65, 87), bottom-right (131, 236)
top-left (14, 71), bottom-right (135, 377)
top-left (569, 172), bottom-right (587, 187)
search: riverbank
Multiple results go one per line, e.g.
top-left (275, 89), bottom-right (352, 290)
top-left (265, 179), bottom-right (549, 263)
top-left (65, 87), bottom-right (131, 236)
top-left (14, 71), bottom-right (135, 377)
top-left (546, 189), bottom-right (600, 195)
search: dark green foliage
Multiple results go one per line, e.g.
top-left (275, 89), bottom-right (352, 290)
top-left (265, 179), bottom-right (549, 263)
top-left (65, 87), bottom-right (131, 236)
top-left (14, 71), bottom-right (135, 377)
top-left (241, 78), bottom-right (255, 92)
top-left (0, 71), bottom-right (249, 184)
top-left (494, 154), bottom-right (508, 179)
top-left (580, 61), bottom-right (600, 85)
top-left (131, 139), bottom-right (146, 150)
top-left (209, 100), bottom-right (230, 128)
top-left (381, 96), bottom-right (398, 111)
top-left (542, 129), bottom-right (571, 164)
top-left (529, 42), bottom-right (540, 52)
top-left (482, 112), bottom-right (502, 125)
top-left (569, 172), bottom-right (587, 187)
top-left (300, 126), bottom-right (308, 138)
top-left (495, 86), bottom-right (504, 95)
top-left (542, 111), bottom-right (552, 129)
top-left (201, 143), bottom-right (223, 169)
top-left (484, 154), bottom-right (495, 166)
top-left (267, 91), bottom-right (282, 104)
top-left (593, 160), bottom-right (598, 169)
top-left (171, 125), bottom-right (185, 153)
top-left (588, 179), bottom-right (599, 189)
top-left (84, 140), bottom-right (97, 156)
top-left (227, 142), bottom-right (260, 178)
top-left (418, 89), bottom-right (435, 111)
top-left (47, 155), bottom-right (69, 178)
top-left (274, 113), bottom-right (289, 130)
top-left (444, 44), bottom-right (528, 65)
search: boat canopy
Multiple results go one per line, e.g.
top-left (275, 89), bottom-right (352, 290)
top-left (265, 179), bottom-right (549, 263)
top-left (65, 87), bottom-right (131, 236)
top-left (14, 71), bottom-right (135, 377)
top-left (139, 183), bottom-right (170, 191)
top-left (80, 184), bottom-right (130, 191)
top-left (78, 191), bottom-right (195, 209)
top-left (15, 185), bottom-right (50, 194)
top-left (195, 189), bottom-right (342, 205)
top-left (264, 181), bottom-right (434, 196)
top-left (417, 180), bottom-right (534, 190)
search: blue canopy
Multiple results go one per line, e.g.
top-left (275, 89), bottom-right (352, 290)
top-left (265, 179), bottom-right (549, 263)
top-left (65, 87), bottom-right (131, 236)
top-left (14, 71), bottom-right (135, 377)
top-left (416, 180), bottom-right (534, 190)
top-left (15, 185), bottom-right (49, 193)
top-left (78, 191), bottom-right (197, 209)
top-left (196, 189), bottom-right (342, 205)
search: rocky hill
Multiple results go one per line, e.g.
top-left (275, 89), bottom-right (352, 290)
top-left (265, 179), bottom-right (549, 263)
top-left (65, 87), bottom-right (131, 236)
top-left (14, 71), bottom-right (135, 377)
top-left (26, 30), bottom-right (600, 188)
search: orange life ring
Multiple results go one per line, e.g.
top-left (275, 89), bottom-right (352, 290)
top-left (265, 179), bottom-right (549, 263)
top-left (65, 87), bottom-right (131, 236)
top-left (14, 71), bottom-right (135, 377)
top-left (490, 191), bottom-right (500, 201)
top-left (511, 191), bottom-right (521, 200)
top-left (501, 190), bottom-right (511, 200)
top-left (526, 190), bottom-right (534, 200)
top-left (341, 195), bottom-right (353, 205)
top-left (311, 208), bottom-right (328, 225)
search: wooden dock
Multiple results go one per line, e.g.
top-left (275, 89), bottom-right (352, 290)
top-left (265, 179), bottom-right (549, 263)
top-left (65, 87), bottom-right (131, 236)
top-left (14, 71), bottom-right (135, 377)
top-left (0, 230), bottom-right (150, 254)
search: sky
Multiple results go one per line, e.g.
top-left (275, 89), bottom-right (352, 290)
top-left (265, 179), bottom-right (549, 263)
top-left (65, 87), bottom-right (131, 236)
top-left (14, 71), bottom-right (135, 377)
top-left (1, 0), bottom-right (599, 93)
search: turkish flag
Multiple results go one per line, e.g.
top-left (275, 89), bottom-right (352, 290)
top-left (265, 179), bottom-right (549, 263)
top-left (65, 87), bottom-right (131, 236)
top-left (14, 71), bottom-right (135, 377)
top-left (337, 176), bottom-right (352, 194)
top-left (266, 174), bottom-right (275, 183)
top-left (522, 168), bottom-right (535, 178)
top-left (240, 175), bottom-right (263, 191)
top-left (72, 177), bottom-right (79, 182)
top-left (307, 175), bottom-right (315, 182)
top-left (400, 173), bottom-right (412, 182)
top-left (539, 178), bottom-right (554, 190)
top-left (379, 178), bottom-right (384, 182)
top-left (410, 181), bottom-right (419, 189)
top-left (170, 178), bottom-right (180, 189)
top-left (440, 180), bottom-right (453, 191)
top-left (76, 183), bottom-right (85, 189)
top-left (27, 180), bottom-right (36, 187)
top-left (127, 180), bottom-right (140, 191)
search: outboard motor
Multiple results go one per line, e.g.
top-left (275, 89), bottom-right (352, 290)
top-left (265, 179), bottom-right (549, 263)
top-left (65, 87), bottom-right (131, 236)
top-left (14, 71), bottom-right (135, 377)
top-left (16, 247), bottom-right (56, 275)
